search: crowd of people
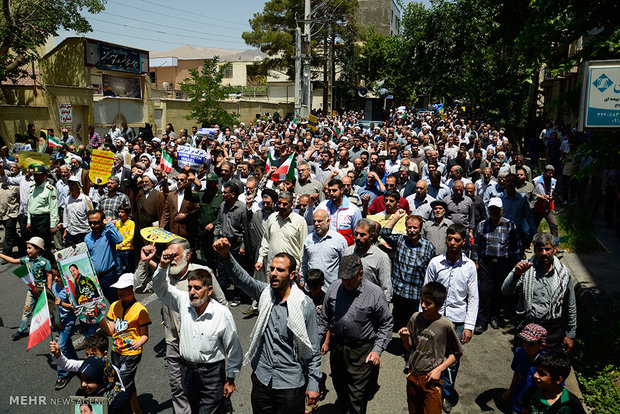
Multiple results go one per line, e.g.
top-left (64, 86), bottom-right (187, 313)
top-left (0, 108), bottom-right (594, 414)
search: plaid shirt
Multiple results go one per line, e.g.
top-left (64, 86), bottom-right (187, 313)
top-left (472, 217), bottom-right (521, 262)
top-left (99, 192), bottom-right (131, 220)
top-left (380, 228), bottom-right (436, 300)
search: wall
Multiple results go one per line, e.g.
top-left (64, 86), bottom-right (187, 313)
top-left (39, 38), bottom-right (89, 88)
top-left (357, 0), bottom-right (391, 36)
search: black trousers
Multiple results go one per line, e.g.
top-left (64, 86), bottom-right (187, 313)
top-left (2, 217), bottom-right (19, 255)
top-left (330, 341), bottom-right (378, 414)
top-left (30, 213), bottom-right (53, 260)
top-left (477, 257), bottom-right (517, 328)
top-left (98, 267), bottom-right (120, 304)
top-left (18, 213), bottom-right (28, 255)
top-left (516, 318), bottom-right (566, 354)
top-left (180, 359), bottom-right (225, 414)
top-left (392, 294), bottom-right (419, 332)
top-left (250, 372), bottom-right (305, 414)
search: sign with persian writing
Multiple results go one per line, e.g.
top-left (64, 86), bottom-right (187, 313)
top-left (97, 42), bottom-right (141, 74)
top-left (58, 103), bottom-right (72, 126)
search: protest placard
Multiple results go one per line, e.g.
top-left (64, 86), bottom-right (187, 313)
top-left (11, 143), bottom-right (32, 153)
top-left (177, 146), bottom-right (207, 170)
top-left (196, 127), bottom-right (217, 137)
top-left (58, 103), bottom-right (72, 127)
top-left (140, 227), bottom-right (184, 243)
top-left (18, 151), bottom-right (50, 170)
top-left (367, 214), bottom-right (407, 234)
top-left (56, 244), bottom-right (106, 323)
top-left (88, 149), bottom-right (115, 185)
top-left (308, 114), bottom-right (318, 131)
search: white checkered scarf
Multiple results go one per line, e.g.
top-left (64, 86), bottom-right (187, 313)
top-left (522, 256), bottom-right (570, 319)
top-left (244, 283), bottom-right (314, 366)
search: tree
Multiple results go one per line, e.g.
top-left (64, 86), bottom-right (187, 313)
top-left (180, 57), bottom-right (239, 128)
top-left (0, 0), bottom-right (105, 85)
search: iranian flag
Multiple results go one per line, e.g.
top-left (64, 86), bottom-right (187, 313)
top-left (331, 125), bottom-right (341, 138)
top-left (271, 154), bottom-right (295, 181)
top-left (161, 150), bottom-right (173, 173)
top-left (265, 150), bottom-right (274, 173)
top-left (27, 291), bottom-right (51, 351)
top-left (289, 118), bottom-right (298, 130)
top-left (48, 134), bottom-right (62, 149)
top-left (13, 264), bottom-right (37, 292)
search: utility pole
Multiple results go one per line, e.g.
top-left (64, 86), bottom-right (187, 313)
top-left (294, 26), bottom-right (302, 118)
top-left (302, 0), bottom-right (312, 119)
top-left (327, 24), bottom-right (333, 115)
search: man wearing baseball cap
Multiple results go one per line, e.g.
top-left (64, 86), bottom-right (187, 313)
top-left (318, 255), bottom-right (393, 413)
top-left (472, 197), bottom-right (521, 334)
top-left (27, 164), bottom-right (59, 259)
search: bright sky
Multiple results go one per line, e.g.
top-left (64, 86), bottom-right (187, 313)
top-left (56, 0), bottom-right (431, 53)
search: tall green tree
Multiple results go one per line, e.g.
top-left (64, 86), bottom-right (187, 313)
top-left (180, 57), bottom-right (239, 128)
top-left (0, 0), bottom-right (105, 85)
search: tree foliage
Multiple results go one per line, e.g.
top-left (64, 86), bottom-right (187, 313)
top-left (0, 0), bottom-right (105, 83)
top-left (356, 0), bottom-right (620, 130)
top-left (180, 57), bottom-right (240, 128)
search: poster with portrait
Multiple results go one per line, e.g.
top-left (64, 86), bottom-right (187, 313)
top-left (69, 396), bottom-right (108, 414)
top-left (56, 243), bottom-right (106, 323)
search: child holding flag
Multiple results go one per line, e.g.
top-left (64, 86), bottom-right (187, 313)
top-left (51, 265), bottom-right (78, 390)
top-left (0, 236), bottom-right (52, 341)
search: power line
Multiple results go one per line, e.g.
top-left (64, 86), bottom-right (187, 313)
top-left (133, 0), bottom-right (251, 29)
top-left (88, 16), bottom-right (248, 45)
top-left (100, 11), bottom-right (245, 40)
top-left (107, 0), bottom-right (249, 32)
top-left (83, 28), bottom-right (247, 51)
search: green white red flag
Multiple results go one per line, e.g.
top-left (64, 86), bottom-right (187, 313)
top-left (265, 151), bottom-right (274, 173)
top-left (13, 264), bottom-right (37, 292)
top-left (48, 134), bottom-right (62, 148)
top-left (289, 118), bottom-right (298, 130)
top-left (161, 150), bottom-right (173, 173)
top-left (271, 154), bottom-right (296, 181)
top-left (27, 291), bottom-right (51, 351)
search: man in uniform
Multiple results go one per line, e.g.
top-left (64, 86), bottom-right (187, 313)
top-left (27, 164), bottom-right (58, 259)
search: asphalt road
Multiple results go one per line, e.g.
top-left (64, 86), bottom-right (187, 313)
top-left (0, 259), bottom-right (515, 414)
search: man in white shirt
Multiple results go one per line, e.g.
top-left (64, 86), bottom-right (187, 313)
top-left (424, 223), bottom-right (478, 412)
top-left (150, 245), bottom-right (242, 413)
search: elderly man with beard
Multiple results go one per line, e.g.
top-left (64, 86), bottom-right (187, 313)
top-left (300, 209), bottom-right (348, 291)
top-left (150, 244), bottom-right (242, 413)
top-left (111, 153), bottom-right (132, 194)
top-left (135, 240), bottom-right (228, 413)
top-left (502, 233), bottom-right (577, 354)
top-left (213, 238), bottom-right (322, 413)
top-left (345, 218), bottom-right (392, 302)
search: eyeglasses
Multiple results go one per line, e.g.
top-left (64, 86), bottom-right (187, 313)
top-left (88, 221), bottom-right (102, 225)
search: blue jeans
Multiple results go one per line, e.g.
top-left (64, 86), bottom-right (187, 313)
top-left (116, 250), bottom-right (134, 274)
top-left (442, 322), bottom-right (464, 400)
top-left (57, 318), bottom-right (77, 379)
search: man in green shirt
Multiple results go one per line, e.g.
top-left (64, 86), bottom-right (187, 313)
top-left (26, 164), bottom-right (58, 259)
top-left (197, 173), bottom-right (223, 270)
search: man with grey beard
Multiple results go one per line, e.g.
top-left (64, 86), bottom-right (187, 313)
top-left (134, 239), bottom-right (227, 413)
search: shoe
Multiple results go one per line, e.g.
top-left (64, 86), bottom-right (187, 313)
top-left (55, 376), bottom-right (70, 390)
top-left (229, 300), bottom-right (240, 308)
top-left (489, 317), bottom-right (500, 329)
top-left (474, 325), bottom-right (487, 335)
top-left (442, 398), bottom-right (453, 413)
top-left (242, 306), bottom-right (258, 316)
top-left (11, 331), bottom-right (28, 341)
top-left (497, 317), bottom-right (507, 328)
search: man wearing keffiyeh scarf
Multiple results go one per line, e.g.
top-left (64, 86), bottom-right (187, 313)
top-left (502, 232), bottom-right (577, 355)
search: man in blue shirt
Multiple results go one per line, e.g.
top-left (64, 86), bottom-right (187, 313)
top-left (85, 209), bottom-right (123, 303)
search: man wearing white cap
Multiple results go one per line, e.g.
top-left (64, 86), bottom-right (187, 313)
top-left (63, 175), bottom-right (93, 246)
top-left (472, 197), bottom-right (521, 334)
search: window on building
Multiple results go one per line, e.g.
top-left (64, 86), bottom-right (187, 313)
top-left (222, 66), bottom-right (233, 78)
top-left (149, 72), bottom-right (156, 83)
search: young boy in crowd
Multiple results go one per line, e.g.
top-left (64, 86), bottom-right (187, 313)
top-left (399, 282), bottom-right (464, 414)
top-left (75, 355), bottom-right (130, 414)
top-left (51, 265), bottom-right (78, 390)
top-left (115, 206), bottom-right (134, 274)
top-left (0, 237), bottom-right (52, 341)
top-left (94, 273), bottom-right (150, 414)
top-left (520, 353), bottom-right (586, 413)
top-left (50, 332), bottom-right (126, 390)
top-left (502, 323), bottom-right (548, 413)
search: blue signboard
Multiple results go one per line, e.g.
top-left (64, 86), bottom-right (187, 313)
top-left (97, 42), bottom-right (141, 74)
top-left (580, 61), bottom-right (620, 129)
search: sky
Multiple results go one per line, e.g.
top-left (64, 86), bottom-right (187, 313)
top-left (56, 0), bottom-right (431, 53)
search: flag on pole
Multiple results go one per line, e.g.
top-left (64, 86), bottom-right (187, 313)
top-left (13, 264), bottom-right (37, 292)
top-left (289, 118), bottom-right (298, 130)
top-left (271, 154), bottom-right (296, 181)
top-left (265, 151), bottom-right (274, 173)
top-left (47, 134), bottom-right (62, 149)
top-left (160, 150), bottom-right (173, 173)
top-left (27, 291), bottom-right (51, 351)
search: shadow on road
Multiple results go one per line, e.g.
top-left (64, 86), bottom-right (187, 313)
top-left (475, 387), bottom-right (511, 413)
top-left (139, 393), bottom-right (172, 413)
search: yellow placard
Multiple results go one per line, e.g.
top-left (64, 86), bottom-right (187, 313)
top-left (140, 227), bottom-right (184, 243)
top-left (367, 214), bottom-right (407, 234)
top-left (332, 110), bottom-right (338, 117)
top-left (18, 151), bottom-right (51, 170)
top-left (308, 114), bottom-right (318, 131)
top-left (89, 149), bottom-right (115, 185)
